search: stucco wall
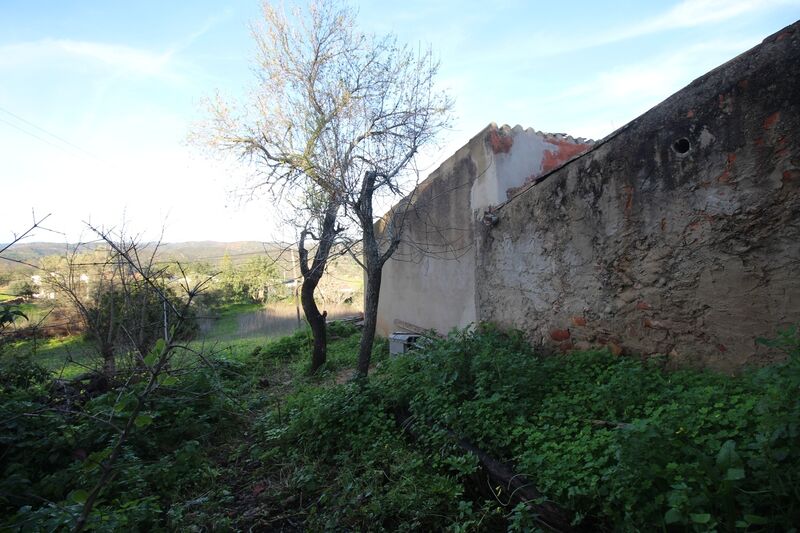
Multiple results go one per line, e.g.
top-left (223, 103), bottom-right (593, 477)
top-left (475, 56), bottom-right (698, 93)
top-left (376, 125), bottom-right (593, 336)
top-left (476, 22), bottom-right (800, 371)
top-left (376, 135), bottom-right (483, 336)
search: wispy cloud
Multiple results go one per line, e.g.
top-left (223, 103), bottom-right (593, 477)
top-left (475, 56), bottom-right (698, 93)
top-left (0, 10), bottom-right (229, 80)
top-left (612, 0), bottom-right (797, 41)
top-left (529, 37), bottom-right (761, 139)
top-left (560, 39), bottom-right (755, 102)
top-left (493, 0), bottom-right (799, 61)
top-left (0, 38), bottom-right (178, 79)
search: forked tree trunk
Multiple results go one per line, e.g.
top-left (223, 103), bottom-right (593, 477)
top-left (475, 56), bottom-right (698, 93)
top-left (303, 276), bottom-right (328, 374)
top-left (299, 201), bottom-right (340, 374)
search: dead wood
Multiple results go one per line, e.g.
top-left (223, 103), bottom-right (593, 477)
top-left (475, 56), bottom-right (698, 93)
top-left (394, 408), bottom-right (576, 532)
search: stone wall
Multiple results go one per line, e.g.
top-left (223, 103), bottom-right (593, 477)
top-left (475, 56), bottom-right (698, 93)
top-left (376, 125), bottom-right (592, 336)
top-left (477, 22), bottom-right (800, 371)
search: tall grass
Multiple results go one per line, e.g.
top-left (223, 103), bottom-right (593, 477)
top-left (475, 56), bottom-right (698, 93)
top-left (199, 302), bottom-right (361, 341)
top-left (235, 302), bottom-right (360, 339)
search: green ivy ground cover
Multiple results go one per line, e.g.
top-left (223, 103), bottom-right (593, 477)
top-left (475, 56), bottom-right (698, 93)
top-left (253, 325), bottom-right (800, 531)
top-left (1, 322), bottom-right (798, 531)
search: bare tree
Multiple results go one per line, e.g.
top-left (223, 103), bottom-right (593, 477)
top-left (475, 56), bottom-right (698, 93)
top-left (70, 227), bottom-right (210, 533)
top-left (201, 0), bottom-right (452, 376)
top-left (45, 230), bottom-right (194, 384)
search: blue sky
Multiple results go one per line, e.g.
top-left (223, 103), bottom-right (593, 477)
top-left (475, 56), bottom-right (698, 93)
top-left (1, 0), bottom-right (798, 243)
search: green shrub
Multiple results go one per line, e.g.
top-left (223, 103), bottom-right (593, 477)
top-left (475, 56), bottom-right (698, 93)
top-left (374, 324), bottom-right (800, 530)
top-left (0, 366), bottom-right (238, 530)
top-left (258, 328), bottom-right (311, 360)
top-left (326, 319), bottom-right (359, 339)
top-left (253, 382), bottom-right (476, 531)
top-left (3, 322), bottom-right (798, 531)
top-left (0, 353), bottom-right (50, 391)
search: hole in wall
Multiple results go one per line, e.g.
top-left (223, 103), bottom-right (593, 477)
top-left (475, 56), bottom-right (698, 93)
top-left (672, 138), bottom-right (691, 154)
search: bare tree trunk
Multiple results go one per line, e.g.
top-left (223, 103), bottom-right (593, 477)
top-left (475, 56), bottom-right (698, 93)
top-left (353, 169), bottom-right (402, 379)
top-left (302, 276), bottom-right (327, 373)
top-left (298, 201), bottom-right (340, 374)
top-left (356, 266), bottom-right (381, 377)
top-left (101, 345), bottom-right (115, 382)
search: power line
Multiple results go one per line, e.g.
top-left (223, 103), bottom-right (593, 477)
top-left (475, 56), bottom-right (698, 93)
top-left (0, 105), bottom-right (98, 159)
top-left (0, 115), bottom-right (67, 152)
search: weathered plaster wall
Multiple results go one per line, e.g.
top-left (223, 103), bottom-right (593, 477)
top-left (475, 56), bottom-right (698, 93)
top-left (376, 125), bottom-right (592, 336)
top-left (376, 134), bottom-right (484, 336)
top-left (477, 22), bottom-right (800, 371)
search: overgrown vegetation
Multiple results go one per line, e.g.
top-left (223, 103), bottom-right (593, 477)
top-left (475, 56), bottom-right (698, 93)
top-left (243, 325), bottom-right (800, 531)
top-left (2, 319), bottom-right (798, 530)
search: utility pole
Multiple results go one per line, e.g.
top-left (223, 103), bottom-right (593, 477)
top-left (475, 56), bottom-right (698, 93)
top-left (290, 245), bottom-right (301, 329)
top-left (163, 298), bottom-right (168, 341)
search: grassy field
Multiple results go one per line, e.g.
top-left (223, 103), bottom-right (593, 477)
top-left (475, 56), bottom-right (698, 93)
top-left (5, 300), bottom-right (363, 379)
top-left (7, 335), bottom-right (93, 379)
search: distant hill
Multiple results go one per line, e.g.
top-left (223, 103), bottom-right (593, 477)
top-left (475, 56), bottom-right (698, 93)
top-left (1, 241), bottom-right (283, 266)
top-left (0, 241), bottom-right (363, 296)
top-left (147, 241), bottom-right (288, 265)
top-left (0, 242), bottom-right (72, 263)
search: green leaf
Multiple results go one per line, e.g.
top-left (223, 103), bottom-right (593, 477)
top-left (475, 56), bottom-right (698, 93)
top-left (83, 448), bottom-right (112, 472)
top-left (664, 508), bottom-right (683, 524)
top-left (134, 414), bottom-right (153, 428)
top-left (70, 489), bottom-right (89, 504)
top-left (725, 467), bottom-right (746, 481)
top-left (158, 375), bottom-right (178, 386)
top-left (154, 338), bottom-right (166, 353)
top-left (716, 439), bottom-right (740, 469)
top-left (690, 513), bottom-right (711, 524)
top-left (113, 394), bottom-right (136, 414)
top-left (755, 336), bottom-right (773, 347)
top-left (143, 352), bottom-right (157, 366)
top-left (743, 514), bottom-right (769, 525)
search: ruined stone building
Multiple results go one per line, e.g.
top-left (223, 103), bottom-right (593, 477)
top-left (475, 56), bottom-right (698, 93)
top-left (376, 21), bottom-right (800, 371)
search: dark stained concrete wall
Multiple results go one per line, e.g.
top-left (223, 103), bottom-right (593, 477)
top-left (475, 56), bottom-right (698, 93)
top-left (477, 22), bottom-right (800, 371)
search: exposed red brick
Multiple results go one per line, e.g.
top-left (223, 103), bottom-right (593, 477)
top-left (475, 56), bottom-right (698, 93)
top-left (571, 316), bottom-right (587, 327)
top-left (717, 344), bottom-right (727, 353)
top-left (718, 93), bottom-right (733, 112)
top-left (687, 220), bottom-right (702, 231)
top-left (608, 342), bottom-right (623, 356)
top-left (763, 111), bottom-right (780, 130)
top-left (643, 318), bottom-right (653, 328)
top-left (624, 185), bottom-right (634, 214)
top-left (686, 109), bottom-right (695, 118)
top-left (541, 139), bottom-right (593, 174)
top-left (636, 301), bottom-right (651, 310)
top-left (487, 129), bottom-right (513, 154)
top-left (737, 79), bottom-right (749, 89)
top-left (782, 169), bottom-right (800, 183)
top-left (716, 152), bottom-right (737, 183)
top-left (549, 328), bottom-right (571, 341)
top-left (559, 342), bottom-right (574, 353)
